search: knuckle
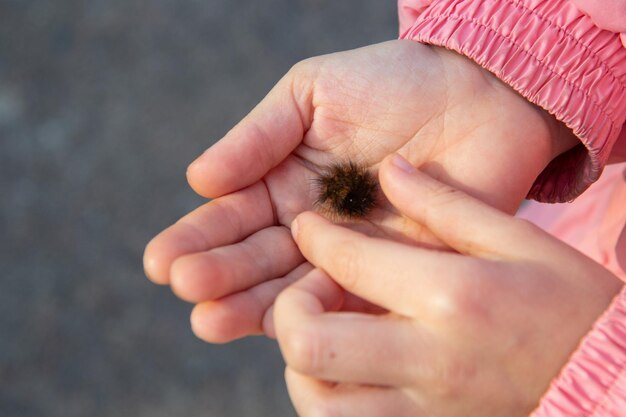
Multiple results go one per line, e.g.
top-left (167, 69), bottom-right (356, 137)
top-left (427, 358), bottom-right (475, 400)
top-left (281, 326), bottom-right (327, 375)
top-left (427, 285), bottom-right (462, 322)
top-left (426, 277), bottom-right (483, 325)
top-left (499, 216), bottom-right (548, 252)
top-left (190, 305), bottom-right (233, 344)
top-left (287, 57), bottom-right (320, 99)
top-left (289, 56), bottom-right (317, 76)
top-left (246, 123), bottom-right (276, 166)
top-left (511, 216), bottom-right (542, 238)
top-left (331, 239), bottom-right (365, 289)
top-left (422, 183), bottom-right (467, 225)
top-left (428, 183), bottom-right (466, 209)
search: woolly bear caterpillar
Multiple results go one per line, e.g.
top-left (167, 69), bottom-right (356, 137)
top-left (314, 161), bottom-right (378, 219)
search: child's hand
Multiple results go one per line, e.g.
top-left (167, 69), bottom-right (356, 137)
top-left (274, 154), bottom-right (622, 417)
top-left (143, 40), bottom-right (576, 343)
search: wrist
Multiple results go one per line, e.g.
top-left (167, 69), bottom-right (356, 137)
top-left (469, 50), bottom-right (579, 166)
top-left (537, 107), bottom-right (580, 161)
top-left (402, 0), bottom-right (626, 202)
top-left (428, 46), bottom-right (575, 212)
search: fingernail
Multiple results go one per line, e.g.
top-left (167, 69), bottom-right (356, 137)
top-left (290, 218), bottom-right (299, 241)
top-left (391, 153), bottom-right (416, 174)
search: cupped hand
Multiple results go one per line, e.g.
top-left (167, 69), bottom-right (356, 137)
top-left (143, 40), bottom-right (576, 343)
top-left (274, 154), bottom-right (622, 417)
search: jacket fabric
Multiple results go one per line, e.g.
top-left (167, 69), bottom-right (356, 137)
top-left (399, 0), bottom-right (626, 204)
top-left (398, 0), bottom-right (626, 415)
top-left (518, 165), bottom-right (626, 417)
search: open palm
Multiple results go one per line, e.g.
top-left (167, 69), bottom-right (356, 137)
top-left (144, 40), bottom-right (575, 342)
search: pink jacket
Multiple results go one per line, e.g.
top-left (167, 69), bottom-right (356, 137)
top-left (398, 0), bottom-right (626, 415)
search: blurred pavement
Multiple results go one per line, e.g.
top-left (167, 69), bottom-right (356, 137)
top-left (0, 1), bottom-right (397, 416)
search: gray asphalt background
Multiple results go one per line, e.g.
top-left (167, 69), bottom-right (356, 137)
top-left (0, 1), bottom-right (397, 416)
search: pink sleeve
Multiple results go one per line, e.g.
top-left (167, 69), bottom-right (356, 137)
top-left (532, 289), bottom-right (626, 417)
top-left (398, 0), bottom-right (626, 203)
top-left (571, 0), bottom-right (626, 47)
top-left (398, 0), bottom-right (433, 36)
top-left (516, 163), bottom-right (626, 416)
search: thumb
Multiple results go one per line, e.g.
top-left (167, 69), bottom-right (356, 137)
top-left (379, 154), bottom-right (523, 257)
top-left (187, 66), bottom-right (313, 198)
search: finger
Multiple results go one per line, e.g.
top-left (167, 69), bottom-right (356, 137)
top-left (143, 182), bottom-right (274, 284)
top-left (264, 269), bottom-right (386, 339)
top-left (187, 68), bottom-right (313, 198)
top-left (291, 211), bottom-right (484, 316)
top-left (285, 368), bottom-right (418, 417)
top-left (170, 226), bottom-right (304, 302)
top-left (191, 263), bottom-right (312, 344)
top-left (340, 292), bottom-right (388, 315)
top-left (275, 269), bottom-right (425, 386)
top-left (379, 153), bottom-right (529, 258)
top-left (263, 265), bottom-right (341, 339)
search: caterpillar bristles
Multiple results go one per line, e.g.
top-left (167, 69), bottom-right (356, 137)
top-left (314, 161), bottom-right (378, 219)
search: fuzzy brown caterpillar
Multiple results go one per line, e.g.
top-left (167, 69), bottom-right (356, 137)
top-left (314, 161), bottom-right (378, 219)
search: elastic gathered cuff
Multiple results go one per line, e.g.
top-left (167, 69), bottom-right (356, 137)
top-left (531, 288), bottom-right (626, 417)
top-left (400, 0), bottom-right (626, 202)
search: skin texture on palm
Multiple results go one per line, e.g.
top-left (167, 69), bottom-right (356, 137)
top-left (143, 40), bottom-right (578, 343)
